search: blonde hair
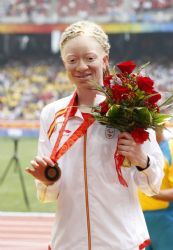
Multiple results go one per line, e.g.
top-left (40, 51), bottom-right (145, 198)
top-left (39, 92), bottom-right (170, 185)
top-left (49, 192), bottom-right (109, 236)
top-left (60, 21), bottom-right (110, 55)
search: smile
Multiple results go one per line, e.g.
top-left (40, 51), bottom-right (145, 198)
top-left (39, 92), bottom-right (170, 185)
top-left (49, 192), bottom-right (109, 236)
top-left (75, 74), bottom-right (92, 79)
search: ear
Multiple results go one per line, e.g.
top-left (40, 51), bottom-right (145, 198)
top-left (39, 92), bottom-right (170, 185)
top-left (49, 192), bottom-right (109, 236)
top-left (103, 55), bottom-right (109, 69)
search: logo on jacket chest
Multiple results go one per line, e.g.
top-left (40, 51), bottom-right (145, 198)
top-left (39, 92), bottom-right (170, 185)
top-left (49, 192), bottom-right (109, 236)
top-left (105, 126), bottom-right (115, 139)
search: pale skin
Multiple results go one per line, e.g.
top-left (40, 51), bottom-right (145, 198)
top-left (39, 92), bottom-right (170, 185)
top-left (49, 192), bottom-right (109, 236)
top-left (152, 129), bottom-right (173, 202)
top-left (117, 132), bottom-right (148, 168)
top-left (153, 189), bottom-right (173, 201)
top-left (26, 156), bottom-right (55, 186)
top-left (26, 34), bottom-right (148, 185)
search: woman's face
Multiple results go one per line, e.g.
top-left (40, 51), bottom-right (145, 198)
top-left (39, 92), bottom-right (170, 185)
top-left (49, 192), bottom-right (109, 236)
top-left (61, 35), bottom-right (108, 90)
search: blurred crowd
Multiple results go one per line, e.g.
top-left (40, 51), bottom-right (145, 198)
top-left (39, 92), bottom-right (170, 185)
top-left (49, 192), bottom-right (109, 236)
top-left (0, 58), bottom-right (74, 120)
top-left (0, 58), bottom-right (173, 120)
top-left (0, 0), bottom-right (173, 23)
top-left (143, 62), bottom-right (173, 115)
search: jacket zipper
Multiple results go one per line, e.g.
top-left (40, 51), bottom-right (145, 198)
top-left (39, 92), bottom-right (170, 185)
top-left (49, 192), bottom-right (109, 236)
top-left (83, 133), bottom-right (92, 250)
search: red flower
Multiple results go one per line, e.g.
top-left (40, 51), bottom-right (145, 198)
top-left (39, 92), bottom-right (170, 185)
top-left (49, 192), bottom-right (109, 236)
top-left (147, 90), bottom-right (161, 105)
top-left (137, 76), bottom-right (154, 93)
top-left (131, 128), bottom-right (149, 144)
top-left (103, 75), bottom-right (113, 88)
top-left (116, 61), bottom-right (136, 74)
top-left (99, 101), bottom-right (109, 114)
top-left (112, 84), bottom-right (130, 101)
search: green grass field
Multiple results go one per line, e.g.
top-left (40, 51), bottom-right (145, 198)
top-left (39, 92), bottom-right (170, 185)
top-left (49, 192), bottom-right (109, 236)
top-left (0, 137), bottom-right (56, 212)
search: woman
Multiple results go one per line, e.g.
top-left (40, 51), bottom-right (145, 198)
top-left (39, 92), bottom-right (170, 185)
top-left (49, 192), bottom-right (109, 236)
top-left (26, 21), bottom-right (164, 250)
top-left (139, 128), bottom-right (173, 250)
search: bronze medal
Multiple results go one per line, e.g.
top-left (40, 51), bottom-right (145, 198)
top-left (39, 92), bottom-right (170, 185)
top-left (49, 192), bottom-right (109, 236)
top-left (44, 163), bottom-right (61, 182)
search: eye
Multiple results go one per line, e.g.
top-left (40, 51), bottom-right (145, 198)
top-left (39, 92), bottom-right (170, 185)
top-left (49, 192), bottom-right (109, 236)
top-left (86, 53), bottom-right (97, 62)
top-left (69, 58), bottom-right (76, 63)
top-left (66, 57), bottom-right (77, 64)
top-left (87, 56), bottom-right (95, 62)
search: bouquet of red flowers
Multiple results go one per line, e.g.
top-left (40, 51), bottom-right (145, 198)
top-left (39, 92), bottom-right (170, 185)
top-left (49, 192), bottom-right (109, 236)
top-left (92, 60), bottom-right (173, 186)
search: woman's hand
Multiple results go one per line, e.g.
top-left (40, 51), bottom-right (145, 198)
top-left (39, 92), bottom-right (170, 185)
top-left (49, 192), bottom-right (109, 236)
top-left (25, 156), bottom-right (56, 186)
top-left (117, 132), bottom-right (148, 169)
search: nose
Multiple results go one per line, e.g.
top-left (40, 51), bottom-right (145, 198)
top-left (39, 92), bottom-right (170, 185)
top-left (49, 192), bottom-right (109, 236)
top-left (76, 60), bottom-right (88, 71)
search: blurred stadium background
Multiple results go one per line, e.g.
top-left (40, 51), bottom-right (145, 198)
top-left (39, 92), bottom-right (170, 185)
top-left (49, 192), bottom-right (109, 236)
top-left (0, 0), bottom-right (173, 212)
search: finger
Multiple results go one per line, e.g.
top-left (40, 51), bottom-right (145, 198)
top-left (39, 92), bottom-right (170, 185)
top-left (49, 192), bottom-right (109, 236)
top-left (119, 132), bottom-right (133, 140)
top-left (117, 149), bottom-right (134, 158)
top-left (118, 137), bottom-right (136, 146)
top-left (25, 168), bottom-right (36, 177)
top-left (26, 167), bottom-right (45, 179)
top-left (118, 146), bottom-right (135, 155)
top-left (35, 156), bottom-right (47, 167)
top-left (25, 167), bottom-right (34, 173)
top-left (118, 144), bottom-right (130, 150)
top-left (30, 160), bottom-right (39, 168)
top-left (30, 160), bottom-right (43, 171)
top-left (42, 156), bottom-right (55, 167)
top-left (118, 139), bottom-right (132, 146)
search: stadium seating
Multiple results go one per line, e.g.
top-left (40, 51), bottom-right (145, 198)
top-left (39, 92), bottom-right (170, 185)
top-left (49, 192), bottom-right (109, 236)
top-left (0, 0), bottom-right (173, 23)
top-left (0, 59), bottom-right (74, 120)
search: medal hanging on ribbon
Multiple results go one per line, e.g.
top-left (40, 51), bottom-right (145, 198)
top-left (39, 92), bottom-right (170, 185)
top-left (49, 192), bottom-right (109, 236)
top-left (44, 92), bottom-right (95, 182)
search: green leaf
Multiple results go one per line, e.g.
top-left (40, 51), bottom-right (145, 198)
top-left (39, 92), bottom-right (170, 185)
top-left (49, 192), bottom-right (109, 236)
top-left (136, 62), bottom-right (150, 74)
top-left (133, 107), bottom-right (152, 125)
top-left (92, 113), bottom-right (109, 122)
top-left (143, 92), bottom-right (159, 101)
top-left (159, 93), bottom-right (173, 108)
top-left (106, 104), bottom-right (121, 119)
top-left (153, 113), bottom-right (172, 125)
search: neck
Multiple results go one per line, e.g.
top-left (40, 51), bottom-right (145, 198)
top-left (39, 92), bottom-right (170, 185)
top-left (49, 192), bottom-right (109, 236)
top-left (76, 88), bottom-right (97, 106)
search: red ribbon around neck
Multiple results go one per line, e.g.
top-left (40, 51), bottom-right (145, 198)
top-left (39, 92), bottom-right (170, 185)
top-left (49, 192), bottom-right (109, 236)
top-left (50, 92), bottom-right (95, 163)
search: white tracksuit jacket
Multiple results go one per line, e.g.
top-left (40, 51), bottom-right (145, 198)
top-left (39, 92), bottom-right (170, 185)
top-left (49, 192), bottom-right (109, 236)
top-left (36, 94), bottom-right (164, 250)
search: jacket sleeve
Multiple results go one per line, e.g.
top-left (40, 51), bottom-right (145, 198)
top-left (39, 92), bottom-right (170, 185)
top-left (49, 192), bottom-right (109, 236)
top-left (35, 106), bottom-right (62, 203)
top-left (133, 129), bottom-right (164, 196)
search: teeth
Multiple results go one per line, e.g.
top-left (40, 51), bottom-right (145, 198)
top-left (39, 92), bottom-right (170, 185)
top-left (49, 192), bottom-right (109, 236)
top-left (75, 74), bottom-right (91, 77)
top-left (77, 75), bottom-right (90, 77)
